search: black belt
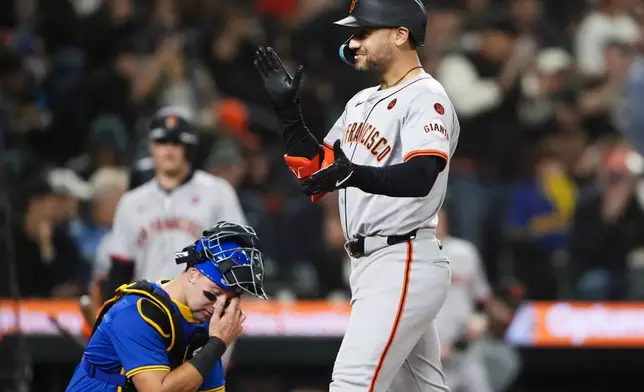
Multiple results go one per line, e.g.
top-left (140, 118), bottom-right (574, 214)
top-left (344, 230), bottom-right (418, 258)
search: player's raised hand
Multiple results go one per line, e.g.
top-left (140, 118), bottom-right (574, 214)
top-left (301, 140), bottom-right (355, 195)
top-left (208, 296), bottom-right (245, 347)
top-left (254, 46), bottom-right (304, 107)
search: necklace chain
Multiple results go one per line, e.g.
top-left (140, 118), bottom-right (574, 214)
top-left (384, 65), bottom-right (423, 89)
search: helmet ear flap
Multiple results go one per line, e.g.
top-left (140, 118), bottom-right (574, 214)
top-left (339, 36), bottom-right (356, 66)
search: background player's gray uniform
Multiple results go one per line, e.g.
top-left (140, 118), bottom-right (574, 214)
top-left (435, 236), bottom-right (493, 392)
top-left (326, 72), bottom-right (460, 392)
top-left (107, 170), bottom-right (247, 282)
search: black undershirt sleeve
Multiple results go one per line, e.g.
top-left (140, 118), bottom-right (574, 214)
top-left (275, 103), bottom-right (320, 159)
top-left (273, 103), bottom-right (445, 198)
top-left (348, 155), bottom-right (445, 197)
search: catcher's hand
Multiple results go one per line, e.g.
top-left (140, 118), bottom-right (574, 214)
top-left (301, 140), bottom-right (355, 195)
top-left (254, 46), bottom-right (304, 108)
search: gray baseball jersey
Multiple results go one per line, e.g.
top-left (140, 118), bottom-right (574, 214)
top-left (328, 72), bottom-right (459, 392)
top-left (324, 72), bottom-right (459, 239)
top-left (107, 170), bottom-right (247, 282)
top-left (93, 231), bottom-right (113, 282)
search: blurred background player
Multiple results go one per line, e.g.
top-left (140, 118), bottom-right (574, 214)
top-left (435, 208), bottom-right (518, 392)
top-left (101, 106), bottom-right (247, 302)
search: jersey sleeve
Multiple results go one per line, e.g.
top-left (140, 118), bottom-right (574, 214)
top-left (323, 107), bottom-right (347, 149)
top-left (199, 360), bottom-right (225, 391)
top-left (400, 93), bottom-right (454, 167)
top-left (102, 302), bottom-right (171, 378)
top-left (106, 195), bottom-right (136, 263)
top-left (469, 244), bottom-right (492, 302)
top-left (93, 232), bottom-right (113, 281)
top-left (216, 180), bottom-right (247, 226)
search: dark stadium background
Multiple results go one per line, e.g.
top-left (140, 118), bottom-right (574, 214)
top-left (2, 0), bottom-right (644, 391)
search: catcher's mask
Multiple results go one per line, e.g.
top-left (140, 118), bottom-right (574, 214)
top-left (175, 221), bottom-right (267, 300)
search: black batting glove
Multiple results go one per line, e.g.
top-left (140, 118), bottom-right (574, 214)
top-left (254, 46), bottom-right (304, 108)
top-left (300, 140), bottom-right (355, 195)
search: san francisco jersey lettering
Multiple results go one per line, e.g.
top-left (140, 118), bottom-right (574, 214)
top-left (342, 122), bottom-right (393, 162)
top-left (107, 170), bottom-right (247, 282)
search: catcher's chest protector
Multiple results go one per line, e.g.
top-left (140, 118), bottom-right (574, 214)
top-left (92, 280), bottom-right (209, 391)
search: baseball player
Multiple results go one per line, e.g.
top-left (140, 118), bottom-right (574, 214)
top-left (65, 221), bottom-right (267, 392)
top-left (434, 208), bottom-right (495, 392)
top-left (104, 107), bottom-right (247, 300)
top-left (255, 1), bottom-right (459, 391)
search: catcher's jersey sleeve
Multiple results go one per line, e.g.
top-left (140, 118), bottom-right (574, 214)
top-left (199, 360), bottom-right (226, 391)
top-left (107, 194), bottom-right (136, 263)
top-left (400, 92), bottom-right (455, 165)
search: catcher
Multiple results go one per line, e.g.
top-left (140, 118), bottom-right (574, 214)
top-left (65, 221), bottom-right (267, 392)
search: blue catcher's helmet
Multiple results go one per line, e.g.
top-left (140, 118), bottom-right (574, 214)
top-left (175, 221), bottom-right (267, 299)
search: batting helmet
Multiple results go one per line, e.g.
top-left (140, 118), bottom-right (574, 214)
top-left (148, 107), bottom-right (198, 146)
top-left (175, 221), bottom-right (268, 300)
top-left (334, 0), bottom-right (428, 66)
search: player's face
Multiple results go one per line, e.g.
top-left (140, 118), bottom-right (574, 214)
top-left (348, 28), bottom-right (395, 72)
top-left (150, 140), bottom-right (188, 176)
top-left (188, 271), bottom-right (238, 322)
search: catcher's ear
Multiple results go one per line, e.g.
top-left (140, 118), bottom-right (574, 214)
top-left (186, 266), bottom-right (200, 282)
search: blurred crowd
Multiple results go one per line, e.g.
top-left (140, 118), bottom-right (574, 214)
top-left (0, 0), bottom-right (643, 308)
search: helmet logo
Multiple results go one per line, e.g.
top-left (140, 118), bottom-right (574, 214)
top-left (165, 115), bottom-right (178, 129)
top-left (349, 0), bottom-right (357, 13)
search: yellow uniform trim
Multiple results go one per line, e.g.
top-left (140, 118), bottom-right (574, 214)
top-left (117, 368), bottom-right (125, 392)
top-left (156, 279), bottom-right (199, 323)
top-left (172, 299), bottom-right (198, 323)
top-left (136, 298), bottom-right (171, 338)
top-left (125, 365), bottom-right (171, 378)
top-left (120, 286), bottom-right (176, 351)
top-left (200, 386), bottom-right (225, 392)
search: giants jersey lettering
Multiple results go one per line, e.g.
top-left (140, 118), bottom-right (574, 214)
top-left (107, 170), bottom-right (247, 282)
top-left (324, 72), bottom-right (460, 238)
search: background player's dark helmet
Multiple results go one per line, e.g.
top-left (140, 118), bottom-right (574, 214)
top-left (175, 221), bottom-right (268, 300)
top-left (127, 107), bottom-right (199, 190)
top-left (334, 0), bottom-right (428, 66)
top-left (147, 106), bottom-right (198, 147)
